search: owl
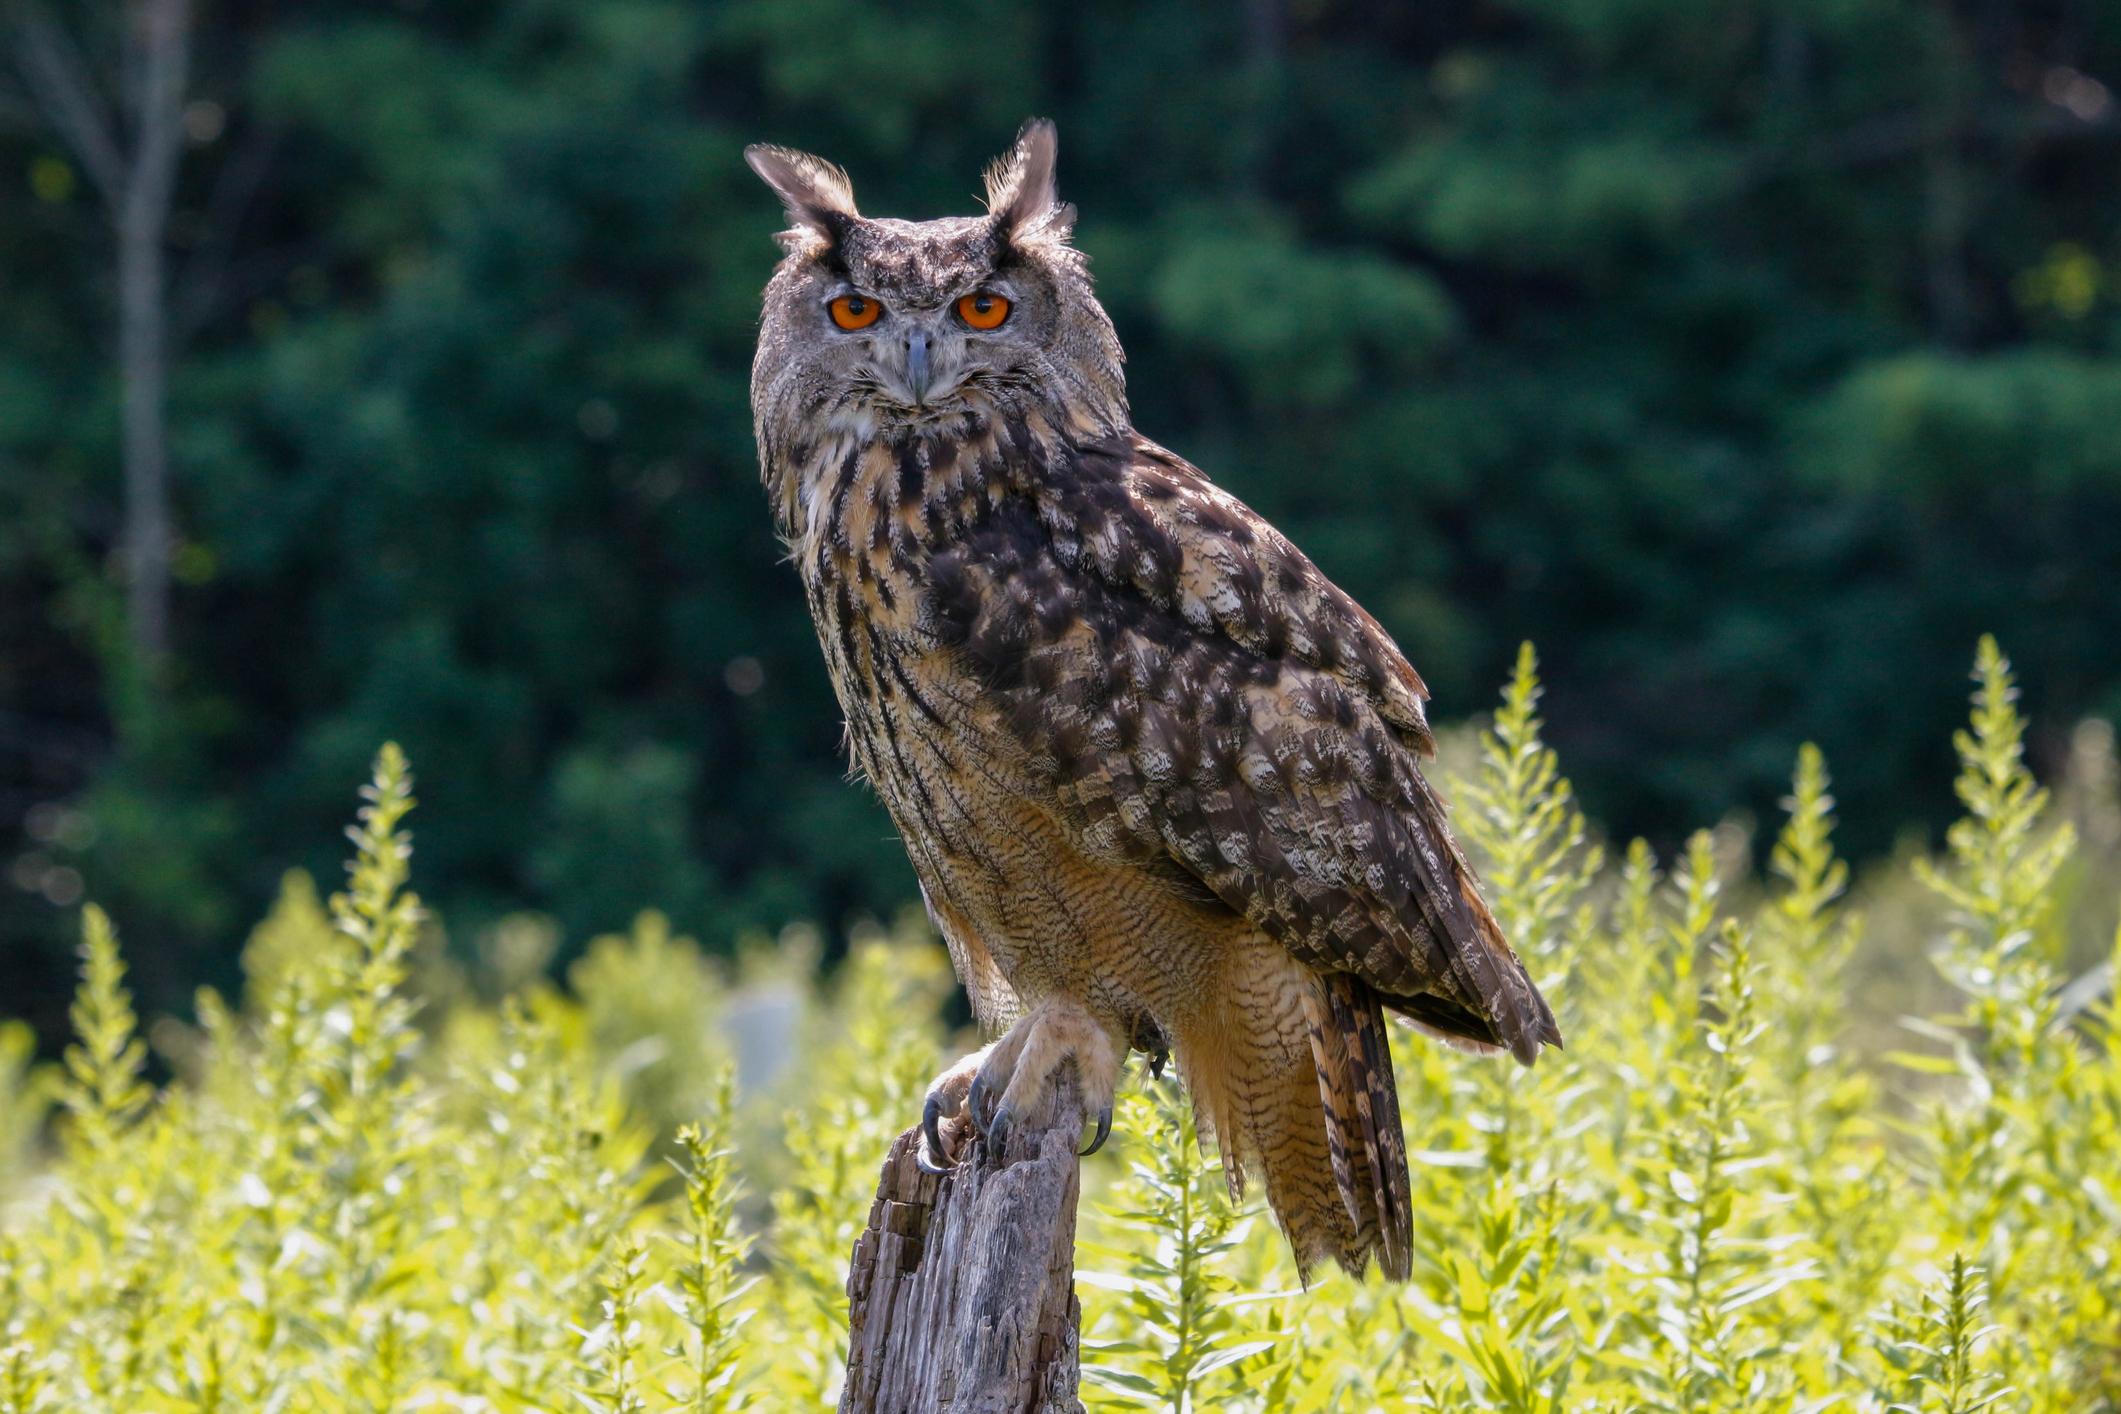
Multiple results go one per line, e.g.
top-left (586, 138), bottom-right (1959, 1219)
top-left (747, 121), bottom-right (1559, 1281)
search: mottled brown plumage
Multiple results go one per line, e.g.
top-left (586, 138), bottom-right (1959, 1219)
top-left (747, 121), bottom-right (1559, 1281)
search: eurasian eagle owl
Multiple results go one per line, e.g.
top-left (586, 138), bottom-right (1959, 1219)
top-left (747, 120), bottom-right (1558, 1280)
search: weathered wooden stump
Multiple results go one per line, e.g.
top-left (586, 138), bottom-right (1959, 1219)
top-left (838, 1083), bottom-right (1086, 1414)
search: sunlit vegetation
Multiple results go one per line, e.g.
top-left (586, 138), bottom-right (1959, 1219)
top-left (2, 640), bottom-right (2114, 1411)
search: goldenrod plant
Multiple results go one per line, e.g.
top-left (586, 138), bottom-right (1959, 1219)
top-left (1079, 1082), bottom-right (1278, 1412)
top-left (1, 639), bottom-right (2116, 1411)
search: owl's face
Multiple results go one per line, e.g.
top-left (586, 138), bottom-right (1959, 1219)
top-left (768, 215), bottom-right (1061, 419)
top-left (748, 123), bottom-right (1125, 464)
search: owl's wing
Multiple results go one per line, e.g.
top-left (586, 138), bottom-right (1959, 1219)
top-left (937, 429), bottom-right (1558, 1063)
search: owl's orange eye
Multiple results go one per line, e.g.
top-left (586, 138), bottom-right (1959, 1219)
top-left (828, 294), bottom-right (881, 330)
top-left (956, 291), bottom-right (1011, 330)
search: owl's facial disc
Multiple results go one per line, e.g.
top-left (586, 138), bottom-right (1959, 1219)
top-left (749, 122), bottom-right (1128, 454)
top-left (823, 262), bottom-right (1031, 417)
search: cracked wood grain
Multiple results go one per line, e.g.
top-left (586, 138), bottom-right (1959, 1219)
top-left (839, 1082), bottom-right (1085, 1414)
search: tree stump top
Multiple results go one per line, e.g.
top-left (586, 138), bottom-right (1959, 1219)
top-left (840, 1086), bottom-right (1086, 1414)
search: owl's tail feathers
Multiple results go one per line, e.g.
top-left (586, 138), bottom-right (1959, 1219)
top-left (1303, 972), bottom-right (1413, 1281)
top-left (1178, 952), bottom-right (1412, 1284)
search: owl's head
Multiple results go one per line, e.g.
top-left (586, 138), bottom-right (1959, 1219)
top-left (746, 121), bottom-right (1125, 457)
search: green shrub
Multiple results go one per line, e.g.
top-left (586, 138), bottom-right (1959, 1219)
top-left (2, 640), bottom-right (2115, 1411)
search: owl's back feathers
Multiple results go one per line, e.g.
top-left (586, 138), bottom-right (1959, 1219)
top-left (932, 425), bottom-right (1560, 1065)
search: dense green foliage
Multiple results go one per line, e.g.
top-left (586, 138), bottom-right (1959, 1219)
top-left (4, 0), bottom-right (2120, 1036)
top-left (2, 642), bottom-right (2115, 1409)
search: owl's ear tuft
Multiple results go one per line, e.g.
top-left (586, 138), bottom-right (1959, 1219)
top-left (745, 144), bottom-right (860, 251)
top-left (984, 119), bottom-right (1075, 246)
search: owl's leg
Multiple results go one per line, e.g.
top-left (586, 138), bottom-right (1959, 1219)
top-left (967, 996), bottom-right (1123, 1159)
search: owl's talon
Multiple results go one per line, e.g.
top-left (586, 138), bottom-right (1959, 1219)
top-left (915, 1146), bottom-right (953, 1175)
top-left (986, 1102), bottom-right (1014, 1156)
top-left (914, 1048), bottom-right (989, 1169)
top-left (920, 1090), bottom-right (955, 1170)
top-left (968, 1073), bottom-right (996, 1135)
top-left (1081, 1103), bottom-right (1112, 1156)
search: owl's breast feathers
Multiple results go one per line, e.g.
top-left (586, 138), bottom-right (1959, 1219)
top-left (798, 417), bottom-right (1559, 1065)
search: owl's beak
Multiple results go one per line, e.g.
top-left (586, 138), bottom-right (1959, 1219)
top-left (904, 327), bottom-right (933, 404)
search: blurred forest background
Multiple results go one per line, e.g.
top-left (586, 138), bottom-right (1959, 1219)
top-left (2, 0), bottom-right (2118, 1048)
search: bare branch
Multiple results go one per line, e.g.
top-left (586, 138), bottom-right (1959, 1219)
top-left (124, 0), bottom-right (191, 223)
top-left (7, 0), bottom-right (198, 675)
top-left (10, 3), bottom-right (124, 204)
top-left (107, 0), bottom-right (195, 671)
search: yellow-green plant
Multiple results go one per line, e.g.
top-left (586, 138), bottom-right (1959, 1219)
top-left (0, 747), bottom-right (738, 1412)
top-left (1079, 1081), bottom-right (1278, 1411)
top-left (2, 641), bottom-right (2116, 1412)
top-left (569, 911), bottom-right (733, 1143)
top-left (664, 1086), bottom-right (754, 1413)
top-left (1870, 1255), bottom-right (2012, 1414)
top-left (0, 1020), bottom-right (47, 1195)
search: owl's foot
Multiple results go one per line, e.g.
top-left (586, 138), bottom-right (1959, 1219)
top-left (970, 998), bottom-right (1122, 1160)
top-left (916, 1051), bottom-right (983, 1174)
top-left (916, 999), bottom-right (1122, 1171)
